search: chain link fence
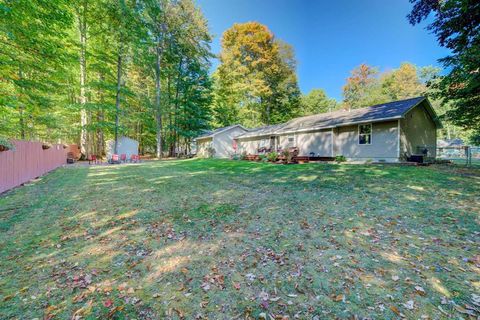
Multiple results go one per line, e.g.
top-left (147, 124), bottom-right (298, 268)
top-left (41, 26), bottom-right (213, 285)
top-left (436, 146), bottom-right (479, 166)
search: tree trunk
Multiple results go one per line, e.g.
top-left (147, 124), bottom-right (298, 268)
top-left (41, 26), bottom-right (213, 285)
top-left (96, 111), bottom-right (104, 156)
top-left (167, 71), bottom-right (173, 157)
top-left (114, 46), bottom-right (122, 154)
top-left (96, 73), bottom-right (105, 156)
top-left (155, 39), bottom-right (163, 158)
top-left (18, 66), bottom-right (26, 139)
top-left (173, 58), bottom-right (183, 157)
top-left (77, 2), bottom-right (89, 158)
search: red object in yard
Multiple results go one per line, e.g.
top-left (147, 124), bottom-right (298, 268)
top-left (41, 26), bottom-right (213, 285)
top-left (232, 140), bottom-right (237, 151)
top-left (130, 154), bottom-right (139, 163)
top-left (112, 154), bottom-right (119, 162)
top-left (120, 154), bottom-right (127, 162)
top-left (88, 155), bottom-right (97, 164)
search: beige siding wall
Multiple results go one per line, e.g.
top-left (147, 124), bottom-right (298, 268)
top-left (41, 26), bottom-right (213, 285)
top-left (277, 129), bottom-right (332, 156)
top-left (295, 130), bottom-right (333, 156)
top-left (333, 121), bottom-right (399, 161)
top-left (213, 126), bottom-right (248, 158)
top-left (196, 138), bottom-right (212, 157)
top-left (278, 135), bottom-right (293, 150)
top-left (237, 137), bottom-right (267, 154)
top-left (400, 102), bottom-right (437, 158)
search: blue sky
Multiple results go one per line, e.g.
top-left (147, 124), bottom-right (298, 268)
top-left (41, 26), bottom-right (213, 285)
top-left (195, 0), bottom-right (449, 101)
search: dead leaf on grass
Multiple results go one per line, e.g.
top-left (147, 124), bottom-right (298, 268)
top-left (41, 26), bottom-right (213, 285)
top-left (390, 305), bottom-right (405, 317)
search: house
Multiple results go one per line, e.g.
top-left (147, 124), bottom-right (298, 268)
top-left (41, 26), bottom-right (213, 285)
top-left (106, 136), bottom-right (139, 160)
top-left (234, 97), bottom-right (442, 162)
top-left (437, 138), bottom-right (464, 148)
top-left (195, 125), bottom-right (248, 158)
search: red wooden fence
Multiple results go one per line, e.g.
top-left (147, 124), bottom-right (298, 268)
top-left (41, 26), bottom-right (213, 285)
top-left (0, 140), bottom-right (67, 194)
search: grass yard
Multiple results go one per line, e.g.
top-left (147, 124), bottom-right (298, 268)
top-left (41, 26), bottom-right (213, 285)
top-left (0, 159), bottom-right (479, 319)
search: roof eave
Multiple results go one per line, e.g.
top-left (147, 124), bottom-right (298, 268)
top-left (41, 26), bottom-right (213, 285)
top-left (210, 124), bottom-right (248, 138)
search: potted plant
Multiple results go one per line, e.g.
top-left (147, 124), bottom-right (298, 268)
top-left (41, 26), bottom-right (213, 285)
top-left (0, 137), bottom-right (15, 152)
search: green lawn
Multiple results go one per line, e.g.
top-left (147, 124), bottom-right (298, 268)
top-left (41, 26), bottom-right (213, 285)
top-left (0, 159), bottom-right (479, 319)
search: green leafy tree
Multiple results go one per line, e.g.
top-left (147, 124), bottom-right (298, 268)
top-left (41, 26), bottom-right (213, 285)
top-left (300, 89), bottom-right (337, 116)
top-left (0, 0), bottom-right (74, 140)
top-left (408, 0), bottom-right (480, 133)
top-left (213, 22), bottom-right (300, 127)
top-left (342, 64), bottom-right (383, 109)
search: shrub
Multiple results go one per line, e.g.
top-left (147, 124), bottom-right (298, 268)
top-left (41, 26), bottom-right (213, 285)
top-left (335, 155), bottom-right (347, 163)
top-left (0, 137), bottom-right (15, 152)
top-left (207, 147), bottom-right (216, 158)
top-left (283, 149), bottom-right (294, 163)
top-left (266, 152), bottom-right (278, 162)
top-left (231, 154), bottom-right (241, 160)
top-left (258, 154), bottom-right (268, 162)
top-left (240, 151), bottom-right (247, 160)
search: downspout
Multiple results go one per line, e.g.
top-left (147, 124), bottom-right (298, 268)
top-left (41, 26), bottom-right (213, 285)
top-left (331, 128), bottom-right (334, 157)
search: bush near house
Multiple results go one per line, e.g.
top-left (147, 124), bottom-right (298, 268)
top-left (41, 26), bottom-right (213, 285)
top-left (266, 151), bottom-right (278, 162)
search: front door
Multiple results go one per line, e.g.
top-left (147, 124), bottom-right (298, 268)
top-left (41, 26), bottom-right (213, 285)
top-left (270, 136), bottom-right (276, 152)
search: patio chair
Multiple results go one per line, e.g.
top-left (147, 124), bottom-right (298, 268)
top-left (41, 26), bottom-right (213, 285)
top-left (120, 154), bottom-right (127, 163)
top-left (67, 152), bottom-right (75, 164)
top-left (110, 154), bottom-right (120, 164)
top-left (88, 155), bottom-right (98, 165)
top-left (130, 154), bottom-right (139, 163)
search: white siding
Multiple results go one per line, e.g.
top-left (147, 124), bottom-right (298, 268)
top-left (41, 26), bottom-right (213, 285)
top-left (106, 137), bottom-right (139, 159)
top-left (213, 126), bottom-right (247, 158)
top-left (196, 138), bottom-right (212, 158)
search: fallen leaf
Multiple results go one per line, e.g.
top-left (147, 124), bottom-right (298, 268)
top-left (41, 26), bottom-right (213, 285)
top-left (403, 300), bottom-right (414, 310)
top-left (414, 286), bottom-right (426, 296)
top-left (2, 294), bottom-right (14, 302)
top-left (390, 305), bottom-right (405, 317)
top-left (107, 305), bottom-right (124, 319)
top-left (103, 299), bottom-right (113, 308)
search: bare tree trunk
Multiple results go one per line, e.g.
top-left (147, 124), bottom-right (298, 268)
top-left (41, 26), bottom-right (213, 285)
top-left (155, 38), bottom-right (163, 158)
top-left (173, 58), bottom-right (183, 157)
top-left (114, 46), bottom-right (122, 154)
top-left (96, 73), bottom-right (105, 156)
top-left (18, 66), bottom-right (26, 139)
top-left (77, 1), bottom-right (89, 158)
top-left (96, 111), bottom-right (104, 156)
top-left (167, 72), bottom-right (173, 157)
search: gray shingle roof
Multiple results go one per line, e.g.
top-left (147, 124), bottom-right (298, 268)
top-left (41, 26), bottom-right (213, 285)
top-left (233, 123), bottom-right (285, 139)
top-left (235, 97), bottom-right (439, 139)
top-left (195, 125), bottom-right (246, 140)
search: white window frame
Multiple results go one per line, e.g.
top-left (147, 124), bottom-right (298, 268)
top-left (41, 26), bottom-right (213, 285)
top-left (287, 134), bottom-right (295, 147)
top-left (358, 123), bottom-right (372, 145)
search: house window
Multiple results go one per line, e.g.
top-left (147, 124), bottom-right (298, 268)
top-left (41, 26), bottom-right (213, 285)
top-left (287, 135), bottom-right (294, 147)
top-left (358, 124), bottom-right (372, 145)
